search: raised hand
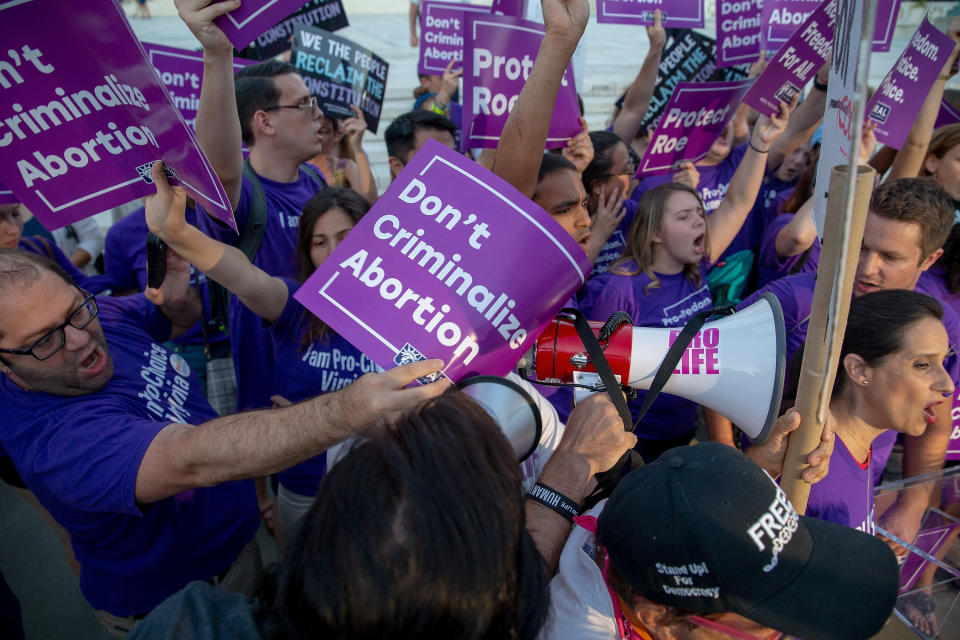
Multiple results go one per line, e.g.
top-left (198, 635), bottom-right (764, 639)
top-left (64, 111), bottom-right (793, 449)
top-left (175, 0), bottom-right (238, 53)
top-left (646, 9), bottom-right (666, 51)
top-left (541, 0), bottom-right (590, 44)
top-left (562, 117), bottom-right (595, 174)
top-left (751, 95), bottom-right (798, 151)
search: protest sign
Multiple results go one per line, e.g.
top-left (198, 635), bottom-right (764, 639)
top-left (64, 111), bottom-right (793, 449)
top-left (898, 521), bottom-right (960, 592)
top-left (294, 139), bottom-right (592, 382)
top-left (867, 18), bottom-right (955, 149)
top-left (717, 0), bottom-right (762, 67)
top-left (761, 0), bottom-right (899, 52)
top-left (946, 388), bottom-right (960, 461)
top-left (637, 80), bottom-right (752, 176)
top-left (143, 43), bottom-right (253, 131)
top-left (490, 0), bottom-right (524, 17)
top-left (743, 0), bottom-right (837, 117)
top-left (596, 0), bottom-right (705, 28)
top-left (214, 0), bottom-right (316, 51)
top-left (641, 31), bottom-right (747, 132)
top-left (418, 1), bottom-right (491, 76)
top-left (236, 0), bottom-right (348, 61)
top-left (291, 25), bottom-right (388, 133)
top-left (936, 98), bottom-right (960, 129)
top-left (462, 14), bottom-right (579, 150)
top-left (0, 179), bottom-right (15, 205)
top-left (0, 0), bottom-right (235, 231)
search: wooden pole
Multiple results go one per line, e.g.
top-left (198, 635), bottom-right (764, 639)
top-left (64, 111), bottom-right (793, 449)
top-left (780, 163), bottom-right (874, 514)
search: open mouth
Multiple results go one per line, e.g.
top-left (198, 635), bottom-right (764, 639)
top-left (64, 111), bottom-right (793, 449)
top-left (693, 233), bottom-right (705, 254)
top-left (79, 346), bottom-right (106, 376)
top-left (923, 402), bottom-right (941, 425)
top-left (854, 280), bottom-right (879, 295)
top-left (578, 232), bottom-right (591, 252)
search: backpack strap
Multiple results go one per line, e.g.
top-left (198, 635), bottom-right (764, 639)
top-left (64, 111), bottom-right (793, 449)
top-left (301, 163), bottom-right (327, 188)
top-left (20, 236), bottom-right (58, 261)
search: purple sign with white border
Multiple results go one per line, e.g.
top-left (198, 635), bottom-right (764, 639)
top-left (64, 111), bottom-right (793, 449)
top-left (294, 139), bottom-right (592, 383)
top-left (0, 0), bottom-right (236, 232)
top-left (462, 14), bottom-right (580, 150)
top-left (419, 1), bottom-right (491, 76)
top-left (637, 80), bottom-right (752, 176)
top-left (762, 0), bottom-right (901, 53)
top-left (596, 0), bottom-right (705, 28)
top-left (744, 0), bottom-right (836, 117)
top-left (936, 99), bottom-right (960, 129)
top-left (867, 18), bottom-right (955, 149)
top-left (213, 0), bottom-right (317, 51)
top-left (717, 0), bottom-right (762, 68)
top-left (0, 179), bottom-right (15, 205)
top-left (143, 42), bottom-right (254, 132)
top-left (946, 388), bottom-right (960, 461)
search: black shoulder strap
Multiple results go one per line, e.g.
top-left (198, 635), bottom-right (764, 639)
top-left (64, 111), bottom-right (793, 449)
top-left (788, 245), bottom-right (814, 275)
top-left (300, 163), bottom-right (326, 187)
top-left (209, 159), bottom-right (269, 330)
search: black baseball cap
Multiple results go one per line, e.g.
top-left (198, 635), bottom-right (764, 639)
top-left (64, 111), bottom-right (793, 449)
top-left (596, 442), bottom-right (898, 640)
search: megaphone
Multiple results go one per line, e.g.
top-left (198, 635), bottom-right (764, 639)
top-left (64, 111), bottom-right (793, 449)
top-left (532, 293), bottom-right (786, 443)
top-left (459, 375), bottom-right (543, 462)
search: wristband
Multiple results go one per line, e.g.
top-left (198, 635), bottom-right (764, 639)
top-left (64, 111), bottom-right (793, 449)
top-left (749, 140), bottom-right (769, 154)
top-left (527, 482), bottom-right (580, 521)
top-left (432, 100), bottom-right (448, 114)
top-left (940, 74), bottom-right (951, 81)
top-left (812, 77), bottom-right (828, 92)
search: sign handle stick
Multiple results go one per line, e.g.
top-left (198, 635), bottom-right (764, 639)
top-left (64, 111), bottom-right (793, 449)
top-left (781, 163), bottom-right (874, 513)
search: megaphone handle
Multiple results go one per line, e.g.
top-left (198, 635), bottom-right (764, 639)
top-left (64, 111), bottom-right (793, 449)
top-left (566, 308), bottom-right (635, 433)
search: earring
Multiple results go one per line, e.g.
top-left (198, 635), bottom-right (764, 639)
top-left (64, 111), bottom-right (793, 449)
top-left (861, 380), bottom-right (869, 386)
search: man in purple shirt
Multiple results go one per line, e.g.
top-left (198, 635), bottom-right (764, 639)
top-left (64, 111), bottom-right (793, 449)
top-left (178, 0), bottom-right (331, 411)
top-left (736, 177), bottom-right (957, 547)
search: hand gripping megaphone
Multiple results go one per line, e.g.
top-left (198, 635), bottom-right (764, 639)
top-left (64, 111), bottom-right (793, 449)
top-left (532, 293), bottom-right (787, 443)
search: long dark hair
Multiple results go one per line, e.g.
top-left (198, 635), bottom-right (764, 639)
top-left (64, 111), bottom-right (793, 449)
top-left (296, 187), bottom-right (370, 348)
top-left (261, 390), bottom-right (550, 639)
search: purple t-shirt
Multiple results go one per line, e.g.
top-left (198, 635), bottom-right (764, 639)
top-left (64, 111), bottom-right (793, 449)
top-left (756, 214), bottom-right (821, 289)
top-left (198, 165), bottom-right (326, 411)
top-left (918, 267), bottom-right (960, 321)
top-left (0, 295), bottom-right (258, 616)
top-left (806, 436), bottom-right (875, 534)
top-left (102, 207), bottom-right (229, 348)
top-left (18, 236), bottom-right (114, 294)
top-left (270, 279), bottom-right (377, 496)
top-left (580, 261), bottom-right (712, 439)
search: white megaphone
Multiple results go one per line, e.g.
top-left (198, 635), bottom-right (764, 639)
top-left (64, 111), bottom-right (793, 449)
top-left (532, 293), bottom-right (786, 443)
top-left (459, 375), bottom-right (542, 462)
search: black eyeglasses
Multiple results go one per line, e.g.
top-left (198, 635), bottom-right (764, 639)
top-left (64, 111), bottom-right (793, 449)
top-left (262, 96), bottom-right (319, 113)
top-left (0, 290), bottom-right (98, 361)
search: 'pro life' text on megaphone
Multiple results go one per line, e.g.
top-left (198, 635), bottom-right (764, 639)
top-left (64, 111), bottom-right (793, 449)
top-left (532, 293), bottom-right (786, 443)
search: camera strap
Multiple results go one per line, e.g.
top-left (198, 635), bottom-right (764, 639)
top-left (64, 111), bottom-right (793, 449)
top-left (566, 308), bottom-right (634, 432)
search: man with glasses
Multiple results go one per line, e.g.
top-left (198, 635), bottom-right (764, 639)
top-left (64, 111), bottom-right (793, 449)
top-left (176, 0), bottom-right (332, 412)
top-left (0, 240), bottom-right (446, 634)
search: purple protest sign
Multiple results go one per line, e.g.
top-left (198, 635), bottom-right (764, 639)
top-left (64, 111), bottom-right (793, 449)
top-left (762, 0), bottom-right (900, 52)
top-left (0, 0), bottom-right (235, 232)
top-left (236, 0), bottom-right (348, 61)
top-left (462, 14), bottom-right (579, 150)
top-left (867, 18), bottom-right (955, 149)
top-left (946, 389), bottom-right (960, 461)
top-left (418, 1), bottom-right (491, 76)
top-left (597, 0), bottom-right (705, 28)
top-left (743, 0), bottom-right (836, 117)
top-left (294, 139), bottom-right (592, 382)
top-left (0, 178), bottom-right (15, 205)
top-left (717, 0), bottom-right (762, 68)
top-left (213, 0), bottom-right (317, 51)
top-left (490, 0), bottom-right (524, 17)
top-left (143, 42), bottom-right (253, 131)
top-left (637, 80), bottom-right (752, 176)
top-left (936, 99), bottom-right (960, 129)
top-left (899, 522), bottom-right (960, 593)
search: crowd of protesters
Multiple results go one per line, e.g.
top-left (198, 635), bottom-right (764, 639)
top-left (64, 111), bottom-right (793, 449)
top-left (3, 0), bottom-right (960, 637)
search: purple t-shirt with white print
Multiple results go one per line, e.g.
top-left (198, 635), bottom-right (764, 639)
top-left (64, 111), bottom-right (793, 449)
top-left (269, 279), bottom-right (377, 496)
top-left (580, 261), bottom-right (712, 439)
top-left (918, 267), bottom-right (960, 321)
top-left (807, 436), bottom-right (875, 533)
top-left (0, 295), bottom-right (257, 616)
top-left (198, 165), bottom-right (326, 411)
top-left (756, 214), bottom-right (821, 289)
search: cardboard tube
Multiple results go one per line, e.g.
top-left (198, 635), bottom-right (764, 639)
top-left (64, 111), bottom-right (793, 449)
top-left (781, 164), bottom-right (875, 514)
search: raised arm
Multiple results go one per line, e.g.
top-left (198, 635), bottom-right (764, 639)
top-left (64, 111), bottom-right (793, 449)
top-left (610, 10), bottom-right (666, 144)
top-left (708, 99), bottom-right (795, 263)
top-left (492, 0), bottom-right (588, 198)
top-left (144, 163), bottom-right (289, 324)
top-left (176, 0), bottom-right (245, 210)
top-left (135, 359), bottom-right (449, 503)
top-left (342, 105), bottom-right (379, 203)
